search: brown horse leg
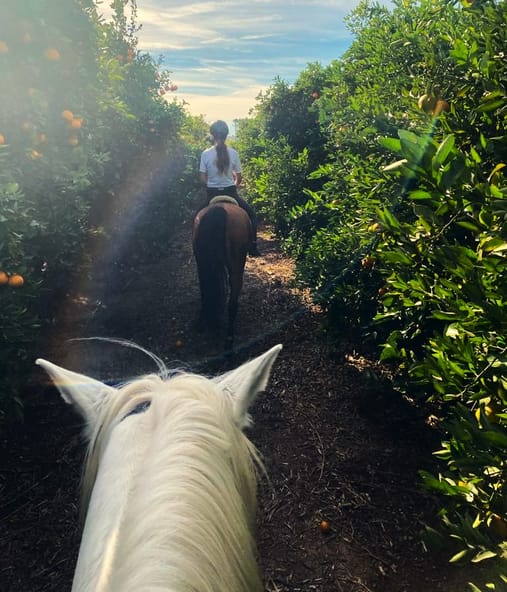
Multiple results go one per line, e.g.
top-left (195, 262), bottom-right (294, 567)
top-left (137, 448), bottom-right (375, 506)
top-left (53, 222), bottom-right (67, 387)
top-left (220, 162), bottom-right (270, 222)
top-left (225, 251), bottom-right (247, 349)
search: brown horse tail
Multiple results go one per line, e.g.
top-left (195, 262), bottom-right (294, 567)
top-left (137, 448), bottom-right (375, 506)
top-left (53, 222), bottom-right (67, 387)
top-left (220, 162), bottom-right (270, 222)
top-left (195, 207), bottom-right (227, 328)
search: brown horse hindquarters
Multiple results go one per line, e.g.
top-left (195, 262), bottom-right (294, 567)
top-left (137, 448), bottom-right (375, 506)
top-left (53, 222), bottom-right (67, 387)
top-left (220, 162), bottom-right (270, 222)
top-left (223, 202), bottom-right (251, 268)
top-left (193, 203), bottom-right (251, 347)
top-left (224, 204), bottom-right (250, 336)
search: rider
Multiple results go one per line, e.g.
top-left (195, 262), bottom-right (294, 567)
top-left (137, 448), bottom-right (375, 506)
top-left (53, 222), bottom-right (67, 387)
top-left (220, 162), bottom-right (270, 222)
top-left (198, 120), bottom-right (261, 257)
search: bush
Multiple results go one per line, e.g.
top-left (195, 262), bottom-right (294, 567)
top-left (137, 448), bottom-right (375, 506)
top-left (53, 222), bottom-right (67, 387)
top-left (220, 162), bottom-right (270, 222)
top-left (238, 0), bottom-right (507, 579)
top-left (0, 0), bottom-right (206, 431)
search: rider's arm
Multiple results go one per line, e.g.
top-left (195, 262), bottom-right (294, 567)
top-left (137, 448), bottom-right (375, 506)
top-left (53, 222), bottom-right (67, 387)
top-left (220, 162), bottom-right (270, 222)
top-left (234, 172), bottom-right (242, 187)
top-left (200, 172), bottom-right (208, 185)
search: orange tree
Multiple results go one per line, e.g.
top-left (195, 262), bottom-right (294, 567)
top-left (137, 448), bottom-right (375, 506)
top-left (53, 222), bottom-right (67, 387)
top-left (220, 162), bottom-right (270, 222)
top-left (307, 0), bottom-right (507, 579)
top-left (238, 0), bottom-right (507, 582)
top-left (372, 0), bottom-right (507, 574)
top-left (0, 0), bottom-right (204, 429)
top-left (235, 63), bottom-right (329, 242)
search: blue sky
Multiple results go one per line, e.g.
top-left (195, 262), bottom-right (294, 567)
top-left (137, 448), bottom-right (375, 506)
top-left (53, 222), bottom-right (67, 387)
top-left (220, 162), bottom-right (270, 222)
top-left (99, 1), bottom-right (363, 126)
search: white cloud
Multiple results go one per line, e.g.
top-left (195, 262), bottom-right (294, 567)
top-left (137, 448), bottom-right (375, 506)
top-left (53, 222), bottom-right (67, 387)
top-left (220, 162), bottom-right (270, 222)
top-left (171, 84), bottom-right (268, 129)
top-left (133, 0), bottom-right (352, 51)
top-left (97, 0), bottom-right (367, 120)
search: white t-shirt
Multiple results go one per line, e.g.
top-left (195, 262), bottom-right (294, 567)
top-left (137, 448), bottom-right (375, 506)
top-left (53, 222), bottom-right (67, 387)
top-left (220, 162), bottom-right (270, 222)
top-left (199, 146), bottom-right (241, 188)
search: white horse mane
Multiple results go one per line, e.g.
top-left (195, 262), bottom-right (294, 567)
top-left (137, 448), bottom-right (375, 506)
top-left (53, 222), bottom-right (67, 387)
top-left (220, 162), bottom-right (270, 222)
top-left (37, 344), bottom-right (282, 592)
top-left (84, 374), bottom-right (262, 591)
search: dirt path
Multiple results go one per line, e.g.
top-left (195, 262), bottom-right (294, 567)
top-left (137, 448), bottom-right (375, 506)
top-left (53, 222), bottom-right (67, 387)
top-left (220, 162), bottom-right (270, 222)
top-left (0, 221), bottom-right (486, 591)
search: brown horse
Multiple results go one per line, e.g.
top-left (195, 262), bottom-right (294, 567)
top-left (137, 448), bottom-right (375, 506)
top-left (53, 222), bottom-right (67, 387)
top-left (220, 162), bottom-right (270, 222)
top-left (192, 197), bottom-right (252, 349)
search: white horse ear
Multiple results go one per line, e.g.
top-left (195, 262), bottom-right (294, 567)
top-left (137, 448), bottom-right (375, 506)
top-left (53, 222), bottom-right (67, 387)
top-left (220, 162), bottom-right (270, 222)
top-left (36, 359), bottom-right (115, 427)
top-left (215, 344), bottom-right (282, 427)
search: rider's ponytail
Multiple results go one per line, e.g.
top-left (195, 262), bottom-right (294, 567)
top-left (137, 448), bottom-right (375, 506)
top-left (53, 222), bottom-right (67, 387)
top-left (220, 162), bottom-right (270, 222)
top-left (210, 120), bottom-right (230, 175)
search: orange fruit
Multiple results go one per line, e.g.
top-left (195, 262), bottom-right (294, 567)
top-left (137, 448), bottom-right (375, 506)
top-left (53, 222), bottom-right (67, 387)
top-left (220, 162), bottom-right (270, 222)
top-left (21, 121), bottom-right (33, 133)
top-left (475, 405), bottom-right (499, 424)
top-left (490, 514), bottom-right (507, 538)
top-left (68, 134), bottom-right (79, 146)
top-left (61, 109), bottom-right (74, 121)
top-left (433, 99), bottom-right (450, 116)
top-left (175, 339), bottom-right (183, 348)
top-left (0, 41), bottom-right (9, 54)
top-left (418, 94), bottom-right (437, 113)
top-left (0, 271), bottom-right (9, 285)
top-left (45, 48), bottom-right (60, 61)
top-left (29, 150), bottom-right (42, 160)
top-left (361, 256), bottom-right (375, 269)
top-left (320, 520), bottom-right (330, 534)
top-left (8, 274), bottom-right (24, 287)
top-left (69, 118), bottom-right (82, 129)
top-left (0, 133), bottom-right (5, 145)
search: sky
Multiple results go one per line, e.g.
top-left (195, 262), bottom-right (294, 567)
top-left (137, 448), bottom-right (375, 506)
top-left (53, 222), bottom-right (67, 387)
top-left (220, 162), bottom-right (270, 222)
top-left (99, 0), bottom-right (364, 128)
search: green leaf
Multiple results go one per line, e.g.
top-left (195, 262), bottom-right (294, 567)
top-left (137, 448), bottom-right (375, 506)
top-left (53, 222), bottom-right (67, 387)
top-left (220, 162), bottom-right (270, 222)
top-left (382, 251), bottom-right (413, 265)
top-left (450, 549), bottom-right (470, 563)
top-left (481, 238), bottom-right (507, 253)
top-left (433, 135), bottom-right (455, 169)
top-left (471, 550), bottom-right (498, 563)
top-left (378, 206), bottom-right (401, 230)
top-left (479, 431), bottom-right (507, 447)
top-left (457, 221), bottom-right (481, 232)
top-left (445, 324), bottom-right (461, 338)
top-left (380, 343), bottom-right (398, 361)
top-left (410, 190), bottom-right (433, 201)
top-left (478, 209), bottom-right (493, 227)
top-left (441, 157), bottom-right (467, 188)
top-left (379, 137), bottom-right (402, 152)
top-left (488, 163), bottom-right (506, 183)
top-left (476, 97), bottom-right (506, 113)
top-left (399, 129), bottom-right (429, 163)
top-left (398, 129), bottom-right (424, 146)
top-left (432, 311), bottom-right (461, 320)
top-left (383, 158), bottom-right (407, 172)
top-left (470, 147), bottom-right (482, 164)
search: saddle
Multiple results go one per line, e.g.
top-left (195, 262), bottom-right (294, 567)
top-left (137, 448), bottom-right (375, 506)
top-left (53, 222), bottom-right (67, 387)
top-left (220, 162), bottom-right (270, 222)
top-left (209, 195), bottom-right (239, 207)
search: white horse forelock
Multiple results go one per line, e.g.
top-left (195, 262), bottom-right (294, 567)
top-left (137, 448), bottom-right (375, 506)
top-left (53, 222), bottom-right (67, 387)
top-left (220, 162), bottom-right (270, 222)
top-left (78, 372), bottom-right (264, 592)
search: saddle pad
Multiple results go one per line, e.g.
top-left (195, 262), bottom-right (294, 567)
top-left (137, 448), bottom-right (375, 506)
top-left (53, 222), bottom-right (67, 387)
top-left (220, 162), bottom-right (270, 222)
top-left (209, 195), bottom-right (239, 206)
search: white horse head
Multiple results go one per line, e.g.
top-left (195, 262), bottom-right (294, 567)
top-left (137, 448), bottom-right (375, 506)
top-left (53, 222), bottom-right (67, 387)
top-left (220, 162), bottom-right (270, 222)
top-left (37, 344), bottom-right (282, 592)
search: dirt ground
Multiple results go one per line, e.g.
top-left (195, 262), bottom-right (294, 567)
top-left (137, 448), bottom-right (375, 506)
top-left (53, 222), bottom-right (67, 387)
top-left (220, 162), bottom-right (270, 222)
top-left (0, 220), bottom-right (494, 591)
